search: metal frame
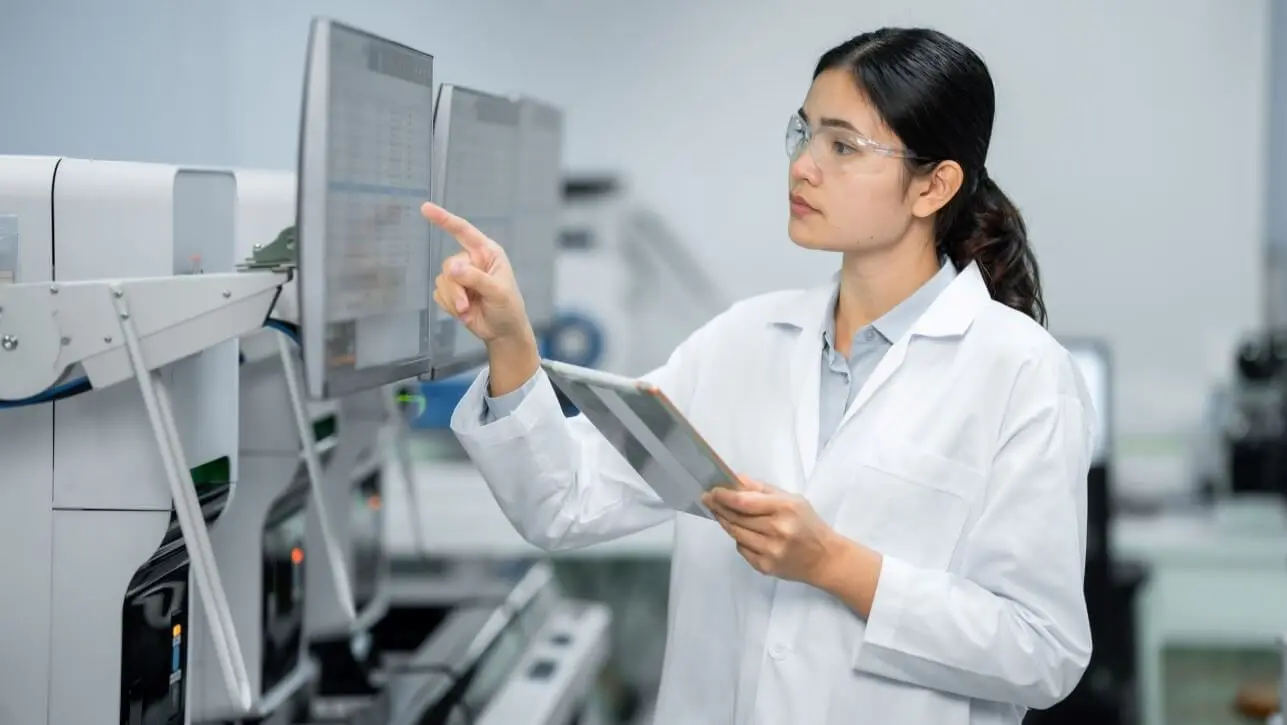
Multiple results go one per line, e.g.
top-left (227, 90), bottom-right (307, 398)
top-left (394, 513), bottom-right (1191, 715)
top-left (279, 332), bottom-right (357, 620)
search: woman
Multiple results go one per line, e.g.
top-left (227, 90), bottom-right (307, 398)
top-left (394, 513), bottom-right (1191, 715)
top-left (424, 27), bottom-right (1095, 725)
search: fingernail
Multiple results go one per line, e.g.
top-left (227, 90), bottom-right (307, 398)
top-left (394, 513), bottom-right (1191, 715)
top-left (456, 294), bottom-right (468, 313)
top-left (450, 259), bottom-right (465, 277)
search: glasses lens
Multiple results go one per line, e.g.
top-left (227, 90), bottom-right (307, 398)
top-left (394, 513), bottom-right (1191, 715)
top-left (785, 115), bottom-right (807, 159)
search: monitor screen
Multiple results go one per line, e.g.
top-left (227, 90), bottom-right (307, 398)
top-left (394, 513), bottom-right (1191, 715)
top-left (297, 18), bottom-right (436, 399)
top-left (427, 85), bottom-right (522, 379)
top-left (513, 97), bottom-right (564, 336)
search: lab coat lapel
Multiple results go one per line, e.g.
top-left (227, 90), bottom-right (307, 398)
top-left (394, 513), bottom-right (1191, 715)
top-left (839, 335), bottom-right (909, 432)
top-left (768, 281), bottom-right (833, 484)
top-left (835, 261), bottom-right (991, 435)
top-left (789, 322), bottom-right (823, 482)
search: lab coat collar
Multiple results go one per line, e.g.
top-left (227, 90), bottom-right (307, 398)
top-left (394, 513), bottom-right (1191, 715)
top-left (773, 261), bottom-right (990, 482)
top-left (768, 260), bottom-right (989, 340)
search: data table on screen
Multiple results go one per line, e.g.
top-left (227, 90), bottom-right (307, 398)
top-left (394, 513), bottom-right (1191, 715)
top-left (324, 57), bottom-right (434, 326)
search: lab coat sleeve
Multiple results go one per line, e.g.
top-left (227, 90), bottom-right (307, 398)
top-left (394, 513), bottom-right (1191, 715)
top-left (853, 358), bottom-right (1095, 710)
top-left (450, 325), bottom-right (713, 552)
top-left (481, 373), bottom-right (540, 422)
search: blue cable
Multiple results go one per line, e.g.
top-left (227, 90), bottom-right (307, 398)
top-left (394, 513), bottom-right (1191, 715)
top-left (0, 319), bottom-right (301, 410)
top-left (264, 318), bottom-right (300, 345)
top-left (0, 376), bottom-right (92, 409)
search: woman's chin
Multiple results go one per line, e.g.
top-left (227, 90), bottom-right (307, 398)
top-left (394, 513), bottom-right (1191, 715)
top-left (787, 218), bottom-right (836, 250)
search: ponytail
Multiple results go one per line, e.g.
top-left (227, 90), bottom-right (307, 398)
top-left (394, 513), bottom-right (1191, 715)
top-left (939, 172), bottom-right (1047, 326)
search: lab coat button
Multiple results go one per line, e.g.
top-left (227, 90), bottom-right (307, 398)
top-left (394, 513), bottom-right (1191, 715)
top-left (768, 643), bottom-right (789, 661)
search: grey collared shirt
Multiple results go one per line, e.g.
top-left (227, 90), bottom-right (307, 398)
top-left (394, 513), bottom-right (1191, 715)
top-left (816, 262), bottom-right (957, 451)
top-left (482, 264), bottom-right (958, 433)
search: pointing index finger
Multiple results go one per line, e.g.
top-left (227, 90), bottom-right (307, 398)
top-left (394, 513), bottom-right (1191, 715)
top-left (421, 202), bottom-right (494, 255)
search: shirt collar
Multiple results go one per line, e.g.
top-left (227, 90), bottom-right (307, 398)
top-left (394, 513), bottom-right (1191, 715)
top-left (769, 260), bottom-right (986, 340)
top-left (822, 261), bottom-right (958, 348)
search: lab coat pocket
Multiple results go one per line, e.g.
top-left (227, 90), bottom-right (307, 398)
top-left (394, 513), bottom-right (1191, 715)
top-left (836, 442), bottom-right (982, 570)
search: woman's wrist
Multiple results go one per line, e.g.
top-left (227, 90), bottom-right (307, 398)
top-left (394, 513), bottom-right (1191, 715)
top-left (811, 531), bottom-right (884, 618)
top-left (485, 328), bottom-right (540, 397)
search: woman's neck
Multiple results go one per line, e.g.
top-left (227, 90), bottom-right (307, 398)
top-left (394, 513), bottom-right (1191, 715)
top-left (834, 242), bottom-right (940, 351)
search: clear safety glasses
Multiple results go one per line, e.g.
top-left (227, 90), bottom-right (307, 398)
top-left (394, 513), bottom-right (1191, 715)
top-left (784, 112), bottom-right (922, 174)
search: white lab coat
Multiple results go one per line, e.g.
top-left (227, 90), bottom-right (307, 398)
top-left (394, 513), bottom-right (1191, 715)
top-left (451, 261), bottom-right (1096, 725)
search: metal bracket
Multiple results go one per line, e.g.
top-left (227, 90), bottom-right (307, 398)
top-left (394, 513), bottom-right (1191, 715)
top-left (277, 333), bottom-right (357, 621)
top-left (112, 286), bottom-right (253, 711)
top-left (384, 385), bottom-right (428, 557)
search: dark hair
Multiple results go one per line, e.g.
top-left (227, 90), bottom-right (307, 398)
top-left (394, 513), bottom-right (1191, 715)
top-left (814, 28), bottom-right (1046, 326)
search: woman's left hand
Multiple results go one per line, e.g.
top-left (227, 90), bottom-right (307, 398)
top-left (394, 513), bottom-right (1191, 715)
top-left (703, 477), bottom-right (838, 584)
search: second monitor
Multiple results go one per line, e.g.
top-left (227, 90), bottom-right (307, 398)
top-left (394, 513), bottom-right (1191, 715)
top-left (427, 85), bottom-right (565, 379)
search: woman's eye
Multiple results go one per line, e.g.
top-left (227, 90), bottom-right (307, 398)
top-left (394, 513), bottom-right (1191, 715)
top-left (832, 140), bottom-right (858, 156)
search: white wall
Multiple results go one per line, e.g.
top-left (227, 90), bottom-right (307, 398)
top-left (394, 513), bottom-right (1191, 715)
top-left (0, 0), bottom-right (1270, 442)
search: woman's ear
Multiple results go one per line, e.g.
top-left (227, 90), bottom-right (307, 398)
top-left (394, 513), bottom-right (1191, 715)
top-left (911, 160), bottom-right (964, 219)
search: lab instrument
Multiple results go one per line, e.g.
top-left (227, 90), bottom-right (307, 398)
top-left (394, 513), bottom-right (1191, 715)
top-left (0, 156), bottom-right (285, 725)
top-left (377, 561), bottom-right (613, 725)
top-left (554, 174), bottom-right (729, 375)
top-left (540, 358), bottom-right (740, 518)
top-left (189, 168), bottom-right (324, 722)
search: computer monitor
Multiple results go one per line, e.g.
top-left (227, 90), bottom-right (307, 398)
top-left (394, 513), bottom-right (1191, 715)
top-left (427, 86), bottom-right (565, 380)
top-left (297, 18), bottom-right (436, 399)
top-left (513, 96), bottom-right (565, 337)
top-left (426, 85), bottom-right (521, 379)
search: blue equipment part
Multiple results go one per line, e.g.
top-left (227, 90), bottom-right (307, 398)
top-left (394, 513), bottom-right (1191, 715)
top-left (544, 310), bottom-right (605, 369)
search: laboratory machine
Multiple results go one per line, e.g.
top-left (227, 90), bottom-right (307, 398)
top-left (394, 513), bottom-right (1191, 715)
top-left (1196, 328), bottom-right (1287, 502)
top-left (187, 168), bottom-right (328, 724)
top-left (291, 20), bottom-right (612, 722)
top-left (290, 18), bottom-right (438, 710)
top-left (549, 175), bottom-right (729, 374)
top-left (0, 12), bottom-right (614, 723)
top-left (0, 155), bottom-right (286, 725)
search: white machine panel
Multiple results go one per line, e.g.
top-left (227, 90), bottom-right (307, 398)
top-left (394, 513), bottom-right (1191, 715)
top-left (0, 154), bottom-right (58, 725)
top-left (0, 155), bottom-right (260, 724)
top-left (50, 159), bottom-right (240, 511)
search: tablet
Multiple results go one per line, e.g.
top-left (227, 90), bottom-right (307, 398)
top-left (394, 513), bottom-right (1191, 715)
top-left (540, 359), bottom-right (740, 519)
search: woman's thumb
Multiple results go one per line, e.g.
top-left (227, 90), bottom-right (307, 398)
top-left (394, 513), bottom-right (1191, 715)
top-left (448, 258), bottom-right (502, 299)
